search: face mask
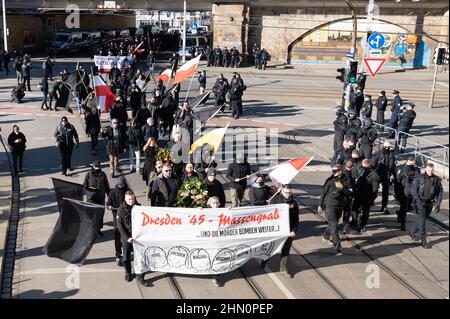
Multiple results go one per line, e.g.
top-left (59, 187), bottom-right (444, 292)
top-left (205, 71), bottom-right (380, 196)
top-left (257, 181), bottom-right (264, 187)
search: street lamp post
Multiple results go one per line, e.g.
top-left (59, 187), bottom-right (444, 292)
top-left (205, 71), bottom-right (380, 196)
top-left (2, 0), bottom-right (7, 52)
top-left (182, 0), bottom-right (187, 63)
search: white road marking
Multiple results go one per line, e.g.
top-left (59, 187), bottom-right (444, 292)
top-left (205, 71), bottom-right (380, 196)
top-left (264, 265), bottom-right (296, 299)
top-left (18, 267), bottom-right (123, 275)
top-left (31, 137), bottom-right (48, 140)
top-left (437, 82), bottom-right (449, 88)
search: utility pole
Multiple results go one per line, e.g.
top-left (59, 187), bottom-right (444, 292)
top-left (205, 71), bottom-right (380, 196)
top-left (344, 0), bottom-right (357, 111)
top-left (362, 0), bottom-right (375, 72)
top-left (2, 0), bottom-right (7, 52)
top-left (182, 0), bottom-right (187, 63)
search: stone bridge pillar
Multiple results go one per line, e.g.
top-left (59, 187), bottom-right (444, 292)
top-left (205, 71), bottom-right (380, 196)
top-left (212, 2), bottom-right (250, 65)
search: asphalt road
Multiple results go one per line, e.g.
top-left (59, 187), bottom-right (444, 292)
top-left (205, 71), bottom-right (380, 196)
top-left (0, 58), bottom-right (448, 299)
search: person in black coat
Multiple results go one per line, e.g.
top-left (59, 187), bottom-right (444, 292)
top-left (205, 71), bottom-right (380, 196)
top-left (229, 78), bottom-right (243, 119)
top-left (387, 90), bottom-right (403, 137)
top-left (169, 53), bottom-right (179, 78)
top-left (357, 119), bottom-right (378, 159)
top-left (206, 169), bottom-right (226, 208)
top-left (249, 174), bottom-right (274, 206)
top-left (101, 119), bottom-right (126, 177)
top-left (151, 164), bottom-right (180, 207)
top-left (159, 93), bottom-right (177, 138)
top-left (265, 185), bottom-right (299, 278)
top-left (40, 76), bottom-right (52, 111)
top-left (7, 125), bottom-right (27, 174)
top-left (226, 153), bottom-right (251, 207)
top-left (318, 165), bottom-right (351, 254)
top-left (117, 191), bottom-right (148, 286)
top-left (371, 141), bottom-right (397, 215)
top-left (129, 84), bottom-right (142, 118)
top-left (135, 104), bottom-right (152, 130)
top-left (109, 97), bottom-right (128, 135)
top-left (351, 159), bottom-right (380, 233)
top-left (126, 119), bottom-right (144, 173)
top-left (354, 88), bottom-right (364, 118)
top-left (106, 176), bottom-right (130, 265)
top-left (53, 117), bottom-right (79, 176)
top-left (181, 163), bottom-right (199, 183)
top-left (398, 103), bottom-right (417, 152)
top-left (375, 90), bottom-right (387, 126)
top-left (83, 161), bottom-right (110, 235)
top-left (84, 105), bottom-right (101, 155)
top-left (333, 108), bottom-right (348, 153)
top-left (198, 70), bottom-right (207, 95)
top-left (360, 94), bottom-right (373, 120)
top-left (142, 137), bottom-right (158, 185)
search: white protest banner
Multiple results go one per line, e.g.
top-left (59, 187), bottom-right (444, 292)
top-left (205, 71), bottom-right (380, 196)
top-left (132, 204), bottom-right (291, 275)
top-left (93, 55), bottom-right (134, 72)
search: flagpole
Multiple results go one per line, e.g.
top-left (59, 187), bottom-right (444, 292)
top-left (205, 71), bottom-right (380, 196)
top-left (184, 70), bottom-right (197, 102)
top-left (267, 188), bottom-right (281, 204)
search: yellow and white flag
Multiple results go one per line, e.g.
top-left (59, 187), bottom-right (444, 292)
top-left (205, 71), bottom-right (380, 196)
top-left (190, 124), bottom-right (229, 154)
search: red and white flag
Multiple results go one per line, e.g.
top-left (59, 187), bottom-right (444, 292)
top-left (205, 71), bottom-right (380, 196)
top-left (172, 55), bottom-right (202, 85)
top-left (93, 75), bottom-right (115, 112)
top-left (158, 68), bottom-right (172, 83)
top-left (261, 157), bottom-right (314, 187)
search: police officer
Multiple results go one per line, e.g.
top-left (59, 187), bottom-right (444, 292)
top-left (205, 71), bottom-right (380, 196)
top-left (375, 90), bottom-right (388, 126)
top-left (204, 46), bottom-right (213, 67)
top-left (230, 47), bottom-right (240, 68)
top-left (410, 163), bottom-right (443, 248)
top-left (354, 88), bottom-right (364, 117)
top-left (214, 46), bottom-right (222, 67)
top-left (251, 44), bottom-right (258, 66)
top-left (333, 107), bottom-right (348, 153)
top-left (371, 141), bottom-right (396, 215)
top-left (352, 159), bottom-right (380, 233)
top-left (361, 94), bottom-right (373, 120)
top-left (229, 77), bottom-right (244, 119)
top-left (259, 49), bottom-right (271, 70)
top-left (395, 156), bottom-right (421, 231)
top-left (357, 119), bottom-right (378, 159)
top-left (319, 165), bottom-right (351, 255)
top-left (398, 102), bottom-right (416, 152)
top-left (387, 90), bottom-right (402, 137)
top-left (345, 109), bottom-right (362, 143)
top-left (356, 72), bottom-right (367, 92)
top-left (212, 74), bottom-right (230, 111)
top-left (266, 185), bottom-right (299, 277)
top-left (254, 47), bottom-right (261, 69)
top-left (222, 47), bottom-right (230, 68)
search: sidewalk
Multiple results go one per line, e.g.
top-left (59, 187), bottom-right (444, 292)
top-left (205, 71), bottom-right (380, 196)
top-left (0, 136), bottom-right (12, 292)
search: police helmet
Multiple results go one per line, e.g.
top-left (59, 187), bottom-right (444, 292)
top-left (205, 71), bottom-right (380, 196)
top-left (347, 109), bottom-right (356, 119)
top-left (363, 118), bottom-right (373, 128)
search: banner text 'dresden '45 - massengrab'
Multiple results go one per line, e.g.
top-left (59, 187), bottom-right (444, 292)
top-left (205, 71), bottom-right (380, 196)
top-left (132, 204), bottom-right (291, 275)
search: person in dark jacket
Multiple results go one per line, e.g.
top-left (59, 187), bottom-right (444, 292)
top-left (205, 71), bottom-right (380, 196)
top-left (109, 96), bottom-right (128, 135)
top-left (259, 49), bottom-right (271, 70)
top-left (129, 84), bottom-right (142, 118)
top-left (341, 160), bottom-right (355, 234)
top-left (21, 55), bottom-right (32, 91)
top-left (360, 94), bottom-right (373, 120)
top-left (146, 161), bottom-right (164, 205)
top-left (54, 117), bottom-right (79, 176)
top-left (331, 138), bottom-right (356, 166)
top-left (371, 141), bottom-right (397, 216)
top-left (205, 169), bottom-right (226, 208)
top-left (84, 105), bottom-right (101, 155)
top-left (356, 73), bottom-right (367, 92)
top-left (141, 117), bottom-right (159, 144)
top-left (229, 78), bottom-right (244, 119)
top-left (214, 46), bottom-right (222, 67)
top-left (375, 90), bottom-right (388, 126)
top-left (410, 163), bottom-right (443, 248)
top-left (357, 118), bottom-right (378, 159)
top-left (159, 93), bottom-right (177, 138)
top-left (7, 125), bottom-right (27, 174)
top-left (101, 118), bottom-right (126, 177)
top-left (351, 159), bottom-right (380, 232)
top-left (181, 163), bottom-right (199, 183)
top-left (398, 103), bottom-right (417, 152)
top-left (265, 185), bottom-right (299, 278)
top-left (318, 165), bottom-right (351, 254)
top-left (230, 47), bottom-right (240, 68)
top-left (151, 163), bottom-right (180, 207)
top-left (198, 70), bottom-right (207, 95)
top-left (204, 46), bottom-right (213, 67)
top-left (40, 76), bottom-right (52, 111)
top-left (169, 53), bottom-right (179, 78)
top-left (117, 190), bottom-right (149, 286)
top-left (395, 156), bottom-right (421, 231)
top-left (212, 74), bottom-right (230, 111)
top-left (249, 174), bottom-right (274, 206)
top-left (135, 104), bottom-right (152, 130)
top-left (43, 56), bottom-right (54, 81)
top-left (344, 109), bottom-right (362, 142)
top-left (83, 161), bottom-right (110, 236)
top-left (354, 88), bottom-right (364, 117)
top-left (227, 153), bottom-right (251, 207)
top-left (126, 119), bottom-right (143, 173)
top-left (387, 90), bottom-right (403, 137)
top-left (106, 176), bottom-right (130, 265)
top-left (333, 108), bottom-right (348, 153)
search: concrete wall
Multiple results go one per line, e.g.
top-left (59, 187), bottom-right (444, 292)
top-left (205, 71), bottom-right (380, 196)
top-left (4, 14), bottom-right (135, 52)
top-left (212, 3), bottom-right (449, 66)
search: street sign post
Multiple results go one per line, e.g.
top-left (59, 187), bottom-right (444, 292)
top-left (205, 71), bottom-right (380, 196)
top-left (363, 57), bottom-right (386, 77)
top-left (368, 33), bottom-right (385, 50)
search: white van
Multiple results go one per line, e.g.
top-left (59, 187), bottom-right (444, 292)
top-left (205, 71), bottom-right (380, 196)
top-left (179, 35), bottom-right (209, 58)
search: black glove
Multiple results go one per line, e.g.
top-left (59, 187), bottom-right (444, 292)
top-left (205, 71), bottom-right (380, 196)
top-left (76, 142), bottom-right (79, 148)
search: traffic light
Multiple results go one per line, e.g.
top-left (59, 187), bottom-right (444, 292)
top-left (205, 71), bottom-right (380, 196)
top-left (336, 68), bottom-right (346, 83)
top-left (347, 61), bottom-right (358, 84)
top-left (433, 47), bottom-right (448, 65)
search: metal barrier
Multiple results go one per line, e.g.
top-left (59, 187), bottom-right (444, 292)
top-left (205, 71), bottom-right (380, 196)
top-left (373, 123), bottom-right (449, 181)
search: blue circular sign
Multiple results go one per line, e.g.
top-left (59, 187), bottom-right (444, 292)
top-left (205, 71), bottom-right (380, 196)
top-left (191, 22), bottom-right (198, 30)
top-left (368, 33), bottom-right (385, 49)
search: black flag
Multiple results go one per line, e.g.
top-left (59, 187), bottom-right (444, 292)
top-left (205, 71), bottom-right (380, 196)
top-left (190, 91), bottom-right (211, 109)
top-left (43, 198), bottom-right (104, 265)
top-left (193, 103), bottom-right (222, 125)
top-left (52, 178), bottom-right (85, 213)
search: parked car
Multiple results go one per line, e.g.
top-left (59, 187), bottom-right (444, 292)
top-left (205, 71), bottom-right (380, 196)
top-left (179, 35), bottom-right (208, 58)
